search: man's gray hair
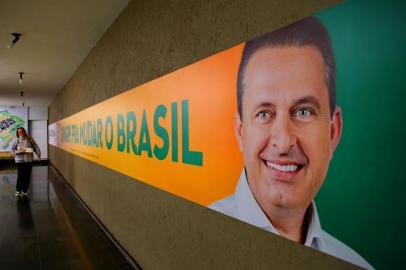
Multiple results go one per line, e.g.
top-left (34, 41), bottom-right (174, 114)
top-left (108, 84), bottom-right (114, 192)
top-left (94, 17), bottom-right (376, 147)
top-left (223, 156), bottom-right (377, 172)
top-left (237, 16), bottom-right (336, 118)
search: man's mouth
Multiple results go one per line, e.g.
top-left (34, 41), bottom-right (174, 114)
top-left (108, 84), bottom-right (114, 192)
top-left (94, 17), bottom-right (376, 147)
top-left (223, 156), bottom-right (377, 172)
top-left (263, 160), bottom-right (304, 175)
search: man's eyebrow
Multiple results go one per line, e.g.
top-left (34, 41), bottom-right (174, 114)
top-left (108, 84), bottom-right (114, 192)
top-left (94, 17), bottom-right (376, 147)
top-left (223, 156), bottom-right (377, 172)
top-left (254, 102), bottom-right (275, 110)
top-left (293, 96), bottom-right (321, 111)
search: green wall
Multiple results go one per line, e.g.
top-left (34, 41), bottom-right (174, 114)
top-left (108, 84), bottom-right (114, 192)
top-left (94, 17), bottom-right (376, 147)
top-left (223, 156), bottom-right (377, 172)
top-left (48, 0), bottom-right (367, 269)
top-left (315, 1), bottom-right (406, 269)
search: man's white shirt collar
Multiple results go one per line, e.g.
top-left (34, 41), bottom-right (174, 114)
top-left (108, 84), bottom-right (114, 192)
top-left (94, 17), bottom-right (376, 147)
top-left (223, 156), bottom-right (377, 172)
top-left (209, 169), bottom-right (374, 269)
top-left (233, 169), bottom-right (325, 250)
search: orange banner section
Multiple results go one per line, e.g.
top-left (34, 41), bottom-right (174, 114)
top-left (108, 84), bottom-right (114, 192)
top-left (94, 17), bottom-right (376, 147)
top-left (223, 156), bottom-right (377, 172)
top-left (49, 44), bottom-right (244, 206)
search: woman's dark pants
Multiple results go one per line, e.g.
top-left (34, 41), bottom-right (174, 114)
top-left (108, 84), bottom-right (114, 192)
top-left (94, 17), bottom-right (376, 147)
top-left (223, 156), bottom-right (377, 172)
top-left (16, 162), bottom-right (33, 193)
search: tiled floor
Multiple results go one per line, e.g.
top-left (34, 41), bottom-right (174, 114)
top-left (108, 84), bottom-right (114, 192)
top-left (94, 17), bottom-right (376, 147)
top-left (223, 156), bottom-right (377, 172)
top-left (0, 164), bottom-right (133, 270)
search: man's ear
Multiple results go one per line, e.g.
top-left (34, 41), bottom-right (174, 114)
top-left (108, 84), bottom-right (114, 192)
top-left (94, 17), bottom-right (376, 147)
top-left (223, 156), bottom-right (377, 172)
top-left (235, 113), bottom-right (244, 151)
top-left (330, 106), bottom-right (343, 160)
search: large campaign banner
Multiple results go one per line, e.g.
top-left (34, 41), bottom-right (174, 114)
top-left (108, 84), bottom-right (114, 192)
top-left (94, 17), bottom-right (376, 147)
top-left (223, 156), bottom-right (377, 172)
top-left (49, 44), bottom-right (244, 205)
top-left (0, 107), bottom-right (28, 151)
top-left (49, 2), bottom-right (406, 268)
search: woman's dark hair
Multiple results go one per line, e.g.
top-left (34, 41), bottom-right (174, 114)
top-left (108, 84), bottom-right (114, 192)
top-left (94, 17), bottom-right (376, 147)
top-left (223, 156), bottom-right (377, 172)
top-left (16, 127), bottom-right (27, 138)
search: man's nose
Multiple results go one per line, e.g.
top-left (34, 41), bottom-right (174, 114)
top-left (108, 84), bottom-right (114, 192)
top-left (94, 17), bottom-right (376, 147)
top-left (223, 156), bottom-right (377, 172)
top-left (270, 115), bottom-right (296, 154)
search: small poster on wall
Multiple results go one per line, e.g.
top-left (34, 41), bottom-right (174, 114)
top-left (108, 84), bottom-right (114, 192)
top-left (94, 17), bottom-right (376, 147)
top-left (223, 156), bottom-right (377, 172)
top-left (0, 106), bottom-right (28, 151)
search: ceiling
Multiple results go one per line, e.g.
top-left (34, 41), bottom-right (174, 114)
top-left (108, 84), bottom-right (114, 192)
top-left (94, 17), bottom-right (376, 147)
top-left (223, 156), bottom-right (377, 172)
top-left (0, 0), bottom-right (129, 107)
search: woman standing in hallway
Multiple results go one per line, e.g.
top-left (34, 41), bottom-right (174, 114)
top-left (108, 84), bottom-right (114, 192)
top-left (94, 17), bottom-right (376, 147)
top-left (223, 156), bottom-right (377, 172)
top-left (12, 127), bottom-right (41, 197)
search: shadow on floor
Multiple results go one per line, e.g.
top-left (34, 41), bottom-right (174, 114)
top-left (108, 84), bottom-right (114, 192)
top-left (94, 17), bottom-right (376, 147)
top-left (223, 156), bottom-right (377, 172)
top-left (0, 165), bottom-right (133, 270)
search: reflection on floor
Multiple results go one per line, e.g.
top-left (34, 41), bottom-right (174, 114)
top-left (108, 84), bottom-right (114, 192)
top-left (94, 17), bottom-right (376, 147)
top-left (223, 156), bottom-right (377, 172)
top-left (0, 165), bottom-right (133, 270)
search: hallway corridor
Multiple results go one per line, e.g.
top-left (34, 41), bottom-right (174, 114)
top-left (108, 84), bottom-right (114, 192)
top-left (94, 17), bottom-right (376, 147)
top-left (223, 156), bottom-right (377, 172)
top-left (0, 164), bottom-right (132, 270)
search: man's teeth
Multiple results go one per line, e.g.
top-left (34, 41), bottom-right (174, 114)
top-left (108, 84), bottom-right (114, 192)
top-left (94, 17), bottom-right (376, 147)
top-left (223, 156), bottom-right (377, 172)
top-left (267, 162), bottom-right (298, 172)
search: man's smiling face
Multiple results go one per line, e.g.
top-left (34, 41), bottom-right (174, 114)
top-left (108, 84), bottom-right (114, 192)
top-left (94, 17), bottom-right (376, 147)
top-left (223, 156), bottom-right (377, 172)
top-left (236, 46), bottom-right (342, 214)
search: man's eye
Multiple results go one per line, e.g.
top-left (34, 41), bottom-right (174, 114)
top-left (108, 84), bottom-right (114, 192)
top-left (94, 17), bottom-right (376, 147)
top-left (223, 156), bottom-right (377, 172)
top-left (256, 111), bottom-right (271, 120)
top-left (295, 107), bottom-right (313, 118)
